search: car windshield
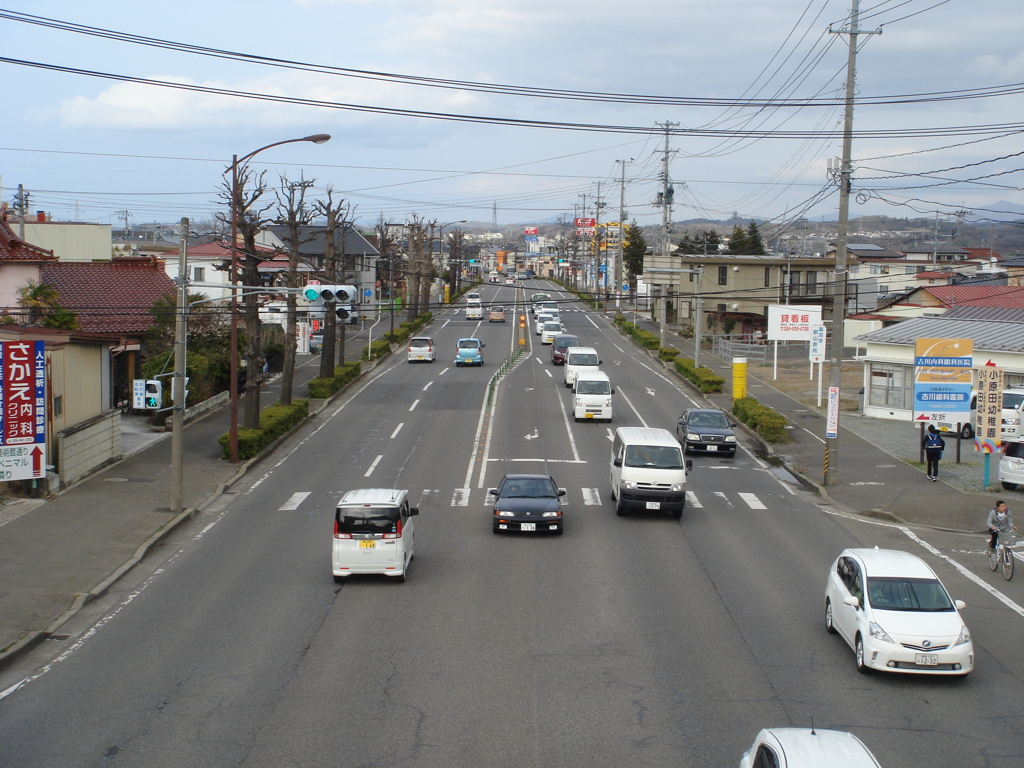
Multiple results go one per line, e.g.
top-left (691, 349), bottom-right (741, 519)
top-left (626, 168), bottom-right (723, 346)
top-left (555, 337), bottom-right (579, 349)
top-left (458, 340), bottom-right (480, 349)
top-left (624, 446), bottom-right (684, 469)
top-left (335, 507), bottom-right (399, 535)
top-left (500, 478), bottom-right (557, 498)
top-left (866, 577), bottom-right (954, 612)
top-left (576, 380), bottom-right (610, 395)
top-left (689, 412), bottom-right (730, 428)
top-left (1004, 392), bottom-right (1024, 410)
top-left (568, 353), bottom-right (598, 366)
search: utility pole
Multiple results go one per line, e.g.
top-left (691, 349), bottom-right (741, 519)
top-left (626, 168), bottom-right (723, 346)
top-left (614, 159), bottom-right (631, 312)
top-left (171, 218), bottom-right (189, 514)
top-left (655, 122), bottom-right (678, 347)
top-left (16, 184), bottom-right (27, 239)
top-left (824, 0), bottom-right (878, 487)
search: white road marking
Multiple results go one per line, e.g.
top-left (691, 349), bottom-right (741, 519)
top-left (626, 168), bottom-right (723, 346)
top-left (618, 388), bottom-right (649, 428)
top-left (419, 489), bottom-right (439, 506)
top-left (422, 381), bottom-right (433, 391)
top-left (606, 427), bottom-right (615, 442)
top-left (802, 426), bottom-right (826, 444)
top-left (556, 388), bottom-right (583, 463)
top-left (645, 387), bottom-right (656, 397)
top-left (713, 491), bottom-right (733, 507)
top-left (739, 492), bottom-right (767, 510)
top-left (364, 455), bottom-right (383, 477)
top-left (452, 488), bottom-right (471, 506)
top-left (545, 369), bottom-right (553, 377)
top-left (408, 399), bottom-right (420, 411)
top-left (278, 492), bottom-right (310, 511)
top-left (439, 366), bottom-right (450, 375)
top-left (390, 423), bottom-right (404, 439)
top-left (486, 458), bottom-right (587, 463)
top-left (586, 316), bottom-right (600, 328)
top-left (525, 429), bottom-right (539, 440)
top-left (686, 491), bottom-right (703, 508)
top-left (582, 488), bottom-right (602, 505)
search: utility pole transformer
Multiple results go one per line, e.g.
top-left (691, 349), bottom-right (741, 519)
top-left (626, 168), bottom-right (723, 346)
top-left (824, 0), bottom-right (879, 486)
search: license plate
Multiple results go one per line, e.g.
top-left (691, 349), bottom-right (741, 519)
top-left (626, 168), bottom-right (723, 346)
top-left (915, 653), bottom-right (938, 666)
top-left (706, 445), bottom-right (718, 451)
top-left (646, 502), bottom-right (661, 510)
top-left (359, 540), bottom-right (376, 549)
top-left (521, 522), bottom-right (536, 531)
top-left (585, 413), bottom-right (594, 419)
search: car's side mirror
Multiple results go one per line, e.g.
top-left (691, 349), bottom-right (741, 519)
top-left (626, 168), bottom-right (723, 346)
top-left (843, 595), bottom-right (860, 608)
top-left (613, 457), bottom-right (622, 467)
top-left (482, 343), bottom-right (486, 347)
top-left (599, 360), bottom-right (603, 365)
top-left (954, 599), bottom-right (966, 611)
top-left (731, 423), bottom-right (738, 428)
top-left (611, 388), bottom-right (616, 394)
top-left (488, 489), bottom-right (498, 496)
top-left (685, 459), bottom-right (693, 471)
top-left (409, 507), bottom-right (420, 516)
top-left (557, 489), bottom-right (567, 496)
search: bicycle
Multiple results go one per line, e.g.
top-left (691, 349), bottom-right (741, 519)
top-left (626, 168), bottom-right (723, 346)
top-left (988, 531), bottom-right (1016, 581)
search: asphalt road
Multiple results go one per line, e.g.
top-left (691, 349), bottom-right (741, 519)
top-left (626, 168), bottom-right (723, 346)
top-left (1, 281), bottom-right (1022, 767)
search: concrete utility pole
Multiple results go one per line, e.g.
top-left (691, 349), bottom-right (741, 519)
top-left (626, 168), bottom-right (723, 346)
top-left (655, 122), bottom-right (678, 347)
top-left (614, 159), bottom-right (631, 312)
top-left (824, 0), bottom-right (878, 486)
top-left (171, 218), bottom-right (189, 514)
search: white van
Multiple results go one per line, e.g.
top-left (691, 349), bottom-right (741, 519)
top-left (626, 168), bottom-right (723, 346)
top-left (332, 488), bottom-right (418, 583)
top-left (466, 304), bottom-right (483, 320)
top-left (609, 427), bottom-right (691, 518)
top-left (572, 370), bottom-right (614, 422)
top-left (935, 387), bottom-right (1024, 440)
top-left (563, 346), bottom-right (601, 388)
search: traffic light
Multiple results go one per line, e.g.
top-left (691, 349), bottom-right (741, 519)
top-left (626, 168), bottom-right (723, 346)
top-left (144, 379), bottom-right (162, 409)
top-left (302, 284), bottom-right (358, 303)
top-left (172, 375), bottom-right (189, 403)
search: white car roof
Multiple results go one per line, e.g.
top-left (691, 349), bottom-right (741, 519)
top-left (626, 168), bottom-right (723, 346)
top-left (575, 370), bottom-right (610, 383)
top-left (755, 728), bottom-right (882, 768)
top-left (614, 426), bottom-right (679, 448)
top-left (843, 547), bottom-right (935, 579)
top-left (337, 488), bottom-right (406, 507)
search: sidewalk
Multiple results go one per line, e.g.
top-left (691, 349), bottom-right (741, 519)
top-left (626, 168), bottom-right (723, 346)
top-left (617, 311), bottom-right (993, 534)
top-left (0, 351), bottom-right (344, 672)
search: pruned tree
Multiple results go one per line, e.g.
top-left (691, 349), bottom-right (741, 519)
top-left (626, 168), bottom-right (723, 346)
top-left (216, 166), bottom-right (274, 430)
top-left (274, 175), bottom-right (317, 406)
top-left (16, 279), bottom-right (78, 329)
top-left (405, 216), bottom-right (426, 322)
top-left (315, 188), bottom-right (356, 376)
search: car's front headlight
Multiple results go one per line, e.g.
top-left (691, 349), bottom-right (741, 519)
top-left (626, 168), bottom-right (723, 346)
top-left (1005, 418), bottom-right (1021, 426)
top-left (954, 625), bottom-right (971, 647)
top-left (623, 481), bottom-right (638, 490)
top-left (542, 510), bottom-right (560, 517)
top-left (686, 432), bottom-right (701, 441)
top-left (868, 621), bottom-right (895, 644)
top-left (670, 483), bottom-right (686, 492)
top-left (575, 398), bottom-right (583, 407)
top-left (725, 435), bottom-right (737, 442)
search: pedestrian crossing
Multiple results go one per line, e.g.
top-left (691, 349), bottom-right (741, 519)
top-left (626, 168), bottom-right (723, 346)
top-left (277, 487), bottom-right (774, 511)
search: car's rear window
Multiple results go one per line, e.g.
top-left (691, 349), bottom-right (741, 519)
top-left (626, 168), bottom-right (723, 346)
top-left (410, 339), bottom-right (431, 347)
top-left (1004, 441), bottom-right (1024, 458)
top-left (543, 322), bottom-right (561, 331)
top-left (866, 577), bottom-right (953, 612)
top-left (459, 340), bottom-right (480, 349)
top-left (335, 507), bottom-right (399, 534)
top-left (568, 352), bottom-right (598, 366)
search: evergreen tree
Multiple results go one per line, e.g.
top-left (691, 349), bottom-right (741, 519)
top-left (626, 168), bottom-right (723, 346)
top-left (726, 225), bottom-right (749, 254)
top-left (745, 222), bottom-right (766, 255)
top-left (622, 222), bottom-right (647, 291)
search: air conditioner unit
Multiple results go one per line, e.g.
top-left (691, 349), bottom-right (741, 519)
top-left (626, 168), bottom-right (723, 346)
top-left (733, 266), bottom-right (740, 272)
top-left (731, 303), bottom-right (739, 310)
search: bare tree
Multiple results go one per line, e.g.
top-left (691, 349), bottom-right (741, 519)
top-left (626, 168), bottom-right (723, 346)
top-left (315, 188), bottom-right (356, 376)
top-left (405, 216), bottom-right (426, 322)
top-left (273, 175), bottom-right (316, 405)
top-left (420, 219), bottom-right (439, 315)
top-left (217, 167), bottom-right (274, 430)
top-left (446, 229), bottom-right (466, 296)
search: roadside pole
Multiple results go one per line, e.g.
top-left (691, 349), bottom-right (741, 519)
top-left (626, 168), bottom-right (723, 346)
top-left (171, 218), bottom-right (188, 514)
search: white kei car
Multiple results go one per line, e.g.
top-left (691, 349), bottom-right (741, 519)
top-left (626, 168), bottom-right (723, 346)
top-left (740, 728), bottom-right (882, 768)
top-left (824, 548), bottom-right (973, 675)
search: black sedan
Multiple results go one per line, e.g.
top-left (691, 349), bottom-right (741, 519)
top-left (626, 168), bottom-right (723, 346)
top-left (489, 474), bottom-right (566, 534)
top-left (550, 334), bottom-right (581, 365)
top-left (677, 408), bottom-right (738, 457)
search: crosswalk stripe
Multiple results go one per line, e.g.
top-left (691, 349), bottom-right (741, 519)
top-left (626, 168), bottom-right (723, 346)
top-left (451, 488), bottom-right (470, 507)
top-left (278, 492), bottom-right (310, 511)
top-left (582, 488), bottom-right (601, 506)
top-left (418, 489), bottom-right (439, 506)
top-left (713, 491), bottom-right (733, 508)
top-left (739, 493), bottom-right (767, 510)
top-left (686, 491), bottom-right (703, 508)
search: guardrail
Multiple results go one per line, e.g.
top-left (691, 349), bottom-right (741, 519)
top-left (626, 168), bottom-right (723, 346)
top-left (487, 346), bottom-right (526, 405)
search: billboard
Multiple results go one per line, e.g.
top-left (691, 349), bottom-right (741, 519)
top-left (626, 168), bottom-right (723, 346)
top-left (0, 340), bottom-right (47, 481)
top-left (912, 337), bottom-right (973, 423)
top-left (766, 305), bottom-right (822, 340)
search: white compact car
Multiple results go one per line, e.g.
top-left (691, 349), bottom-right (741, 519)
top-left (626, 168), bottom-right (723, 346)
top-left (407, 337), bottom-right (436, 363)
top-left (540, 321), bottom-right (564, 344)
top-left (332, 488), bottom-right (418, 583)
top-left (824, 548), bottom-right (973, 675)
top-left (740, 728), bottom-right (882, 768)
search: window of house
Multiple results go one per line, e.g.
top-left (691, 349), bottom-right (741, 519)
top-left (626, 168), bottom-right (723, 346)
top-left (193, 266), bottom-right (205, 282)
top-left (868, 363), bottom-right (910, 409)
top-left (764, 267), bottom-right (771, 288)
top-left (717, 303), bottom-right (727, 314)
top-left (53, 395), bottom-right (63, 417)
top-left (718, 266), bottom-right (728, 285)
top-left (806, 271), bottom-right (817, 292)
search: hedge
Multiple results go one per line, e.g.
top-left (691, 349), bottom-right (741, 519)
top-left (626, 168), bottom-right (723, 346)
top-left (307, 361), bottom-right (362, 399)
top-left (362, 339), bottom-right (392, 360)
top-left (219, 399), bottom-right (309, 460)
top-left (382, 311), bottom-right (433, 345)
top-left (733, 396), bottom-right (789, 443)
top-left (619, 321), bottom-right (660, 350)
top-left (673, 356), bottom-right (725, 394)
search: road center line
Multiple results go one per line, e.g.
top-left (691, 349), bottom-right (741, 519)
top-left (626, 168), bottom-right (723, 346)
top-left (618, 388), bottom-right (649, 428)
top-left (390, 423), bottom-right (403, 439)
top-left (408, 399), bottom-right (419, 411)
top-left (364, 454), bottom-right (383, 477)
top-left (422, 381), bottom-right (433, 391)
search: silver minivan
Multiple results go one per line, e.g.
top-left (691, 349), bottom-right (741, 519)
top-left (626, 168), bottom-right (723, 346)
top-left (332, 488), bottom-right (418, 583)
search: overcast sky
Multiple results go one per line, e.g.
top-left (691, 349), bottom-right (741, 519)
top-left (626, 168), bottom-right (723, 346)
top-left (2, 0), bottom-right (1022, 239)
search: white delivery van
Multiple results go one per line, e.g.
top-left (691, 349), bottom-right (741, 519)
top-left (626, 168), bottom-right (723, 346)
top-left (610, 427), bottom-right (691, 518)
top-left (466, 304), bottom-right (483, 320)
top-left (572, 370), bottom-right (614, 422)
top-left (332, 488), bottom-right (418, 583)
top-left (563, 346), bottom-right (601, 388)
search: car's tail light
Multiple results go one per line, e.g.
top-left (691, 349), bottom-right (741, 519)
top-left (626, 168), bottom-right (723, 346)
top-left (334, 521), bottom-right (352, 539)
top-left (383, 518), bottom-right (403, 539)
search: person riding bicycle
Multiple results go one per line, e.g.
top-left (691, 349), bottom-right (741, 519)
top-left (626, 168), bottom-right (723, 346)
top-left (987, 500), bottom-right (1017, 553)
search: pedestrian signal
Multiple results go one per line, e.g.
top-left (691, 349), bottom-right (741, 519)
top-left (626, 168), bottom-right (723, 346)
top-left (144, 379), bottom-right (162, 409)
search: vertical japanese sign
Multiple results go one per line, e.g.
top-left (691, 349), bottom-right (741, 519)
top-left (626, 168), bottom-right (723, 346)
top-left (809, 324), bottom-right (826, 363)
top-left (913, 338), bottom-right (973, 423)
top-left (975, 365), bottom-right (1004, 453)
top-left (0, 340), bottom-right (47, 481)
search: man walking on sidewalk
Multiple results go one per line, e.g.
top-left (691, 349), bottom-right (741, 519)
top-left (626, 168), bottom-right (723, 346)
top-left (923, 424), bottom-right (945, 481)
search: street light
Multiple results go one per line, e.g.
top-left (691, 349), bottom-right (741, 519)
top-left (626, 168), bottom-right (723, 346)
top-left (225, 133), bottom-right (330, 463)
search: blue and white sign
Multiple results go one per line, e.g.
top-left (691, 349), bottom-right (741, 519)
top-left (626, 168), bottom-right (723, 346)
top-left (809, 324), bottom-right (826, 363)
top-left (913, 337), bottom-right (973, 423)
